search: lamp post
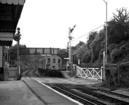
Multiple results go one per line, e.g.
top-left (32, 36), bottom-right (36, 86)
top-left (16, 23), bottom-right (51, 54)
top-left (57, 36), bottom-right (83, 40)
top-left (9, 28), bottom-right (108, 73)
top-left (14, 27), bottom-right (21, 78)
top-left (102, 0), bottom-right (108, 81)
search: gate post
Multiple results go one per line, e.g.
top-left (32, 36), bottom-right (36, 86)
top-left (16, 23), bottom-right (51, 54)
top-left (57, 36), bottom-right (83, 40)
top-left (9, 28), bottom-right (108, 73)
top-left (102, 51), bottom-right (106, 81)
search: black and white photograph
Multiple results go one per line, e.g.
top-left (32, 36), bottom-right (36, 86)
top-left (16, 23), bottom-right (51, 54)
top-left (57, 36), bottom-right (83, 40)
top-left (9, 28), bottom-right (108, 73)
top-left (0, 0), bottom-right (129, 105)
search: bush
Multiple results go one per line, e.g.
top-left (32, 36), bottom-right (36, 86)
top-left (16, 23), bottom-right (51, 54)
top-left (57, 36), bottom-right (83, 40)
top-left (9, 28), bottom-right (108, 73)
top-left (110, 48), bottom-right (122, 63)
top-left (118, 62), bottom-right (129, 87)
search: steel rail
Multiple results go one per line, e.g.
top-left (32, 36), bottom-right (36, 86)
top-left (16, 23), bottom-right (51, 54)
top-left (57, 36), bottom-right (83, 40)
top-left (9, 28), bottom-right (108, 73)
top-left (48, 83), bottom-right (129, 105)
top-left (49, 84), bottom-right (107, 105)
top-left (75, 86), bottom-right (129, 105)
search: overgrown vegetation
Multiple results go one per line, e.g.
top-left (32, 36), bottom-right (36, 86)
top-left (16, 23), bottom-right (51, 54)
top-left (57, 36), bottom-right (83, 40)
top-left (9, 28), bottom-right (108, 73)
top-left (72, 8), bottom-right (129, 87)
top-left (73, 8), bottom-right (129, 67)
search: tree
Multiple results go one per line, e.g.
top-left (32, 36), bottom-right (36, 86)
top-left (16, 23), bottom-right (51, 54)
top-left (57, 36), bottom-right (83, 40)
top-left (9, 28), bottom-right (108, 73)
top-left (108, 8), bottom-right (129, 44)
top-left (72, 8), bottom-right (129, 66)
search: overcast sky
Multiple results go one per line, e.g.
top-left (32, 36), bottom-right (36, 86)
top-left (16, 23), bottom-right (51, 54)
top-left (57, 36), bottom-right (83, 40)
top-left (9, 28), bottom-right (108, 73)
top-left (16, 0), bottom-right (129, 48)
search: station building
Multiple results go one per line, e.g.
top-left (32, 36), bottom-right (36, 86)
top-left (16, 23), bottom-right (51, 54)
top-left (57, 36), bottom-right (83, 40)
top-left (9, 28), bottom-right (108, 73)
top-left (39, 54), bottom-right (62, 70)
top-left (0, 0), bottom-right (25, 80)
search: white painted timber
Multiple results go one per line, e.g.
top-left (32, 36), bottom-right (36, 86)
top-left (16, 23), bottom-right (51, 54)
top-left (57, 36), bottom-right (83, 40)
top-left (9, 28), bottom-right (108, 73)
top-left (75, 65), bottom-right (102, 80)
top-left (0, 0), bottom-right (25, 5)
top-left (0, 32), bottom-right (13, 41)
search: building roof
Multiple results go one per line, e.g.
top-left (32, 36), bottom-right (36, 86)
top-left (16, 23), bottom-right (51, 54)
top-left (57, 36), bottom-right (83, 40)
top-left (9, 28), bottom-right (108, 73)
top-left (0, 0), bottom-right (25, 5)
top-left (0, 0), bottom-right (25, 46)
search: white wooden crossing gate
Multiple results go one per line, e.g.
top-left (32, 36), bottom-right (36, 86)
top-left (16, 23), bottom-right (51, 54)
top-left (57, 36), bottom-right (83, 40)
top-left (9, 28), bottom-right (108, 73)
top-left (75, 65), bottom-right (103, 80)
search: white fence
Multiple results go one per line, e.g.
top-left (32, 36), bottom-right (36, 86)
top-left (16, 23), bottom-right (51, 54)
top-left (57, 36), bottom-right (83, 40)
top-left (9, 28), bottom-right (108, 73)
top-left (75, 65), bottom-right (103, 80)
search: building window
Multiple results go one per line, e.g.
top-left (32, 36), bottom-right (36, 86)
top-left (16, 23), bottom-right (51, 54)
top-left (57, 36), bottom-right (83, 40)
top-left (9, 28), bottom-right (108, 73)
top-left (47, 58), bottom-right (50, 63)
top-left (52, 66), bottom-right (55, 69)
top-left (53, 58), bottom-right (56, 63)
top-left (58, 59), bottom-right (60, 63)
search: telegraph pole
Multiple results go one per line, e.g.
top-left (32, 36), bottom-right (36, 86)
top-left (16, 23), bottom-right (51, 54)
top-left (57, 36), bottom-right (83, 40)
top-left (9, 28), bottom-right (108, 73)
top-left (102, 0), bottom-right (108, 81)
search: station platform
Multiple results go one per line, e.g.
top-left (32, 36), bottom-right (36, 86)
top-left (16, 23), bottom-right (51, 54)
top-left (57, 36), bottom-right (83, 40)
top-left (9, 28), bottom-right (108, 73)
top-left (0, 80), bottom-right (43, 105)
top-left (0, 78), bottom-right (83, 105)
top-left (113, 88), bottom-right (129, 97)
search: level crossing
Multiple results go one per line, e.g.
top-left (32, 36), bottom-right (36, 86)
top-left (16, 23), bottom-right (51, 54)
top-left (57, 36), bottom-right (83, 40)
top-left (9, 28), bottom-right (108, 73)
top-left (73, 64), bottom-right (103, 80)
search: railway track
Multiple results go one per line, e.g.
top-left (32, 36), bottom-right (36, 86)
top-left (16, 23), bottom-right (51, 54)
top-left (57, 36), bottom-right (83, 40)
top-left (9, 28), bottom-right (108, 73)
top-left (46, 83), bottom-right (129, 105)
top-left (96, 89), bottom-right (129, 99)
